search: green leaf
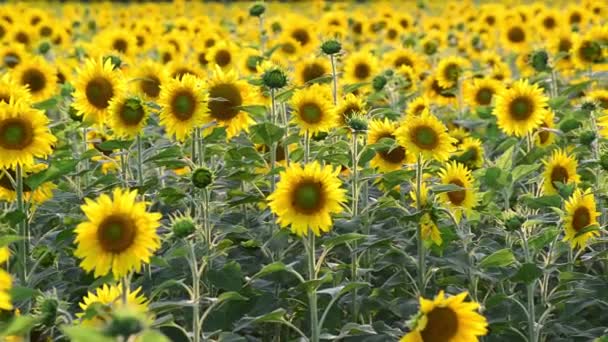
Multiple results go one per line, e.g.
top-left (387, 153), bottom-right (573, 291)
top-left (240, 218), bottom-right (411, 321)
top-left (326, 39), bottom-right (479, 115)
top-left (358, 147), bottom-right (377, 165)
top-left (495, 145), bottom-right (514, 170)
top-left (575, 224), bottom-right (600, 237)
top-left (250, 122), bottom-right (285, 146)
top-left (0, 235), bottom-right (24, 247)
top-left (343, 82), bottom-right (368, 94)
top-left (548, 96), bottom-right (569, 110)
top-left (9, 286), bottom-right (38, 302)
top-left (237, 105), bottom-right (267, 118)
top-left (479, 249), bottom-right (516, 268)
top-left (521, 195), bottom-right (562, 209)
top-left (317, 282), bottom-right (370, 299)
top-left (158, 187), bottom-right (187, 204)
top-left (33, 97), bottom-right (58, 111)
top-left (96, 139), bottom-right (134, 151)
top-left (511, 263), bottom-right (542, 284)
top-left (431, 183), bottom-right (465, 194)
top-left (511, 164), bottom-right (540, 182)
top-left (25, 159), bottom-right (80, 189)
top-left (208, 261), bottom-right (243, 292)
top-left (61, 325), bottom-right (114, 342)
top-left (216, 291), bottom-right (248, 303)
top-left (0, 315), bottom-right (38, 337)
top-left (250, 261), bottom-right (303, 283)
top-left (322, 233), bottom-right (366, 250)
top-left (275, 88), bottom-right (295, 102)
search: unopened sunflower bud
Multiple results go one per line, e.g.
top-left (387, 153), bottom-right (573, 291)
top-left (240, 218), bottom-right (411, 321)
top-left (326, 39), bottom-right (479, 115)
top-left (192, 167), bottom-right (213, 189)
top-left (579, 130), bottom-right (596, 146)
top-left (249, 3), bottom-right (265, 17)
top-left (321, 40), bottom-right (341, 55)
top-left (105, 312), bottom-right (144, 339)
top-left (38, 42), bottom-right (51, 54)
top-left (581, 101), bottom-right (597, 112)
top-left (172, 217), bottom-right (196, 238)
top-left (372, 75), bottom-right (388, 91)
top-left (505, 215), bottom-right (524, 231)
top-left (530, 50), bottom-right (550, 72)
top-left (348, 115), bottom-right (368, 133)
top-left (262, 68), bottom-right (288, 89)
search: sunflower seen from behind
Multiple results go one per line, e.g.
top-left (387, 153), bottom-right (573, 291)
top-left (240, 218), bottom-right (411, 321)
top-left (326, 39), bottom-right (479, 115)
top-left (395, 111), bottom-right (455, 162)
top-left (368, 118), bottom-right (413, 173)
top-left (268, 162), bottom-right (346, 237)
top-left (74, 188), bottom-right (161, 278)
top-left (563, 188), bottom-right (600, 250)
top-left (542, 148), bottom-right (580, 195)
top-left (11, 56), bottom-right (57, 103)
top-left (205, 67), bottom-right (255, 140)
top-left (78, 283), bottom-right (148, 326)
top-left (438, 161), bottom-right (478, 221)
top-left (401, 290), bottom-right (488, 342)
top-left (290, 83), bottom-right (336, 135)
top-left (493, 79), bottom-right (548, 137)
top-left (0, 101), bottom-right (56, 169)
top-left (73, 58), bottom-right (126, 125)
top-left (107, 95), bottom-right (149, 139)
top-left (159, 74), bottom-right (209, 142)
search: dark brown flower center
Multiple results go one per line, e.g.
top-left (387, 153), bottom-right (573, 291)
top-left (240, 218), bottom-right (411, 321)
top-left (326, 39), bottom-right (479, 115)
top-left (208, 83), bottom-right (242, 121)
top-left (507, 27), bottom-right (525, 43)
top-left (0, 169), bottom-right (31, 192)
top-left (0, 118), bottom-right (34, 150)
top-left (443, 63), bottom-right (460, 83)
top-left (291, 29), bottom-right (310, 46)
top-left (4, 52), bottom-right (20, 68)
top-left (21, 68), bottom-right (46, 93)
top-left (420, 307), bottom-right (459, 342)
top-left (411, 125), bottom-right (439, 150)
top-left (198, 52), bottom-right (208, 67)
top-left (340, 104), bottom-right (361, 124)
top-left (170, 90), bottom-right (197, 121)
top-left (538, 123), bottom-right (550, 144)
top-left (118, 101), bottom-right (145, 126)
top-left (172, 68), bottom-right (196, 80)
top-left (570, 12), bottom-right (581, 24)
top-left (86, 77), bottom-right (114, 109)
top-left (113, 38), bottom-right (128, 53)
top-left (282, 42), bottom-right (296, 54)
top-left (550, 165), bottom-right (568, 187)
top-left (394, 55), bottom-right (413, 68)
top-left (509, 96), bottom-right (534, 120)
top-left (97, 214), bottom-right (137, 253)
top-left (378, 133), bottom-right (405, 164)
top-left (447, 179), bottom-right (466, 205)
top-left (299, 102), bottom-right (323, 124)
top-left (543, 17), bottom-right (556, 30)
top-left (572, 207), bottom-right (591, 232)
top-left (15, 31), bottom-right (29, 45)
top-left (354, 63), bottom-right (370, 80)
top-left (292, 181), bottom-right (325, 214)
top-left (214, 49), bottom-right (232, 67)
top-left (302, 63), bottom-right (326, 83)
top-left (140, 75), bottom-right (161, 98)
top-left (475, 87), bottom-right (493, 105)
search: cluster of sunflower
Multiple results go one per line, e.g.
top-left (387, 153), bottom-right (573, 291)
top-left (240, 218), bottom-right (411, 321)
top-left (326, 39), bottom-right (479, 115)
top-left (0, 0), bottom-right (606, 341)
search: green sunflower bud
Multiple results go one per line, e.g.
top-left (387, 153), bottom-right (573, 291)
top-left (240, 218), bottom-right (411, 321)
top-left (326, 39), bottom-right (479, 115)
top-left (172, 216), bottom-right (196, 238)
top-left (321, 40), bottom-right (341, 55)
top-left (559, 119), bottom-right (581, 133)
top-left (504, 215), bottom-right (524, 232)
top-left (348, 115), bottom-right (368, 133)
top-left (372, 75), bottom-right (388, 91)
top-left (35, 296), bottom-right (59, 327)
top-left (105, 312), bottom-right (144, 339)
top-left (530, 50), bottom-right (550, 72)
top-left (38, 42), bottom-right (51, 54)
top-left (249, 3), bottom-right (265, 17)
top-left (262, 68), bottom-right (288, 89)
top-left (581, 101), bottom-right (597, 112)
top-left (579, 130), bottom-right (596, 146)
top-left (192, 167), bottom-right (213, 189)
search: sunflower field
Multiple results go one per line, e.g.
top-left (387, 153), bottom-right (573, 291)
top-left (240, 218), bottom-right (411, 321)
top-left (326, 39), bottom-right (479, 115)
top-left (0, 0), bottom-right (608, 341)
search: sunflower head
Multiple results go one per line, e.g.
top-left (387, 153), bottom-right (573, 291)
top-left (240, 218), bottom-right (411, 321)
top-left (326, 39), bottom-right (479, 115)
top-left (107, 96), bottom-right (149, 139)
top-left (368, 118), bottom-right (412, 172)
top-left (438, 161), bottom-right (478, 220)
top-left (321, 39), bottom-right (342, 55)
top-left (159, 74), bottom-right (209, 142)
top-left (563, 188), bottom-right (600, 249)
top-left (395, 112), bottom-right (456, 162)
top-left (542, 148), bottom-right (580, 195)
top-left (493, 79), bottom-right (548, 137)
top-left (78, 283), bottom-right (148, 326)
top-left (291, 83), bottom-right (336, 135)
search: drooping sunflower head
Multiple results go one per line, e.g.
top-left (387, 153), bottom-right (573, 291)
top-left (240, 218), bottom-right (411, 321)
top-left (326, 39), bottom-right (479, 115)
top-left (73, 58), bottom-right (127, 125)
top-left (438, 161), bottom-right (478, 220)
top-left (493, 79), bottom-right (548, 137)
top-left (343, 50), bottom-right (379, 86)
top-left (205, 66), bottom-right (256, 140)
top-left (563, 188), bottom-right (600, 250)
top-left (74, 188), bottom-right (161, 279)
top-left (290, 83), bottom-right (336, 135)
top-left (542, 148), bottom-right (580, 195)
top-left (436, 56), bottom-right (470, 89)
top-left (405, 96), bottom-right (431, 118)
top-left (535, 110), bottom-right (557, 147)
top-left (395, 111), bottom-right (456, 162)
top-left (0, 101), bottom-right (56, 169)
top-left (267, 162), bottom-right (347, 237)
top-left (295, 56), bottom-right (331, 86)
top-left (454, 137), bottom-right (485, 169)
top-left (463, 77), bottom-right (503, 108)
top-left (130, 60), bottom-right (168, 101)
top-left (107, 95), bottom-right (149, 139)
top-left (334, 93), bottom-right (367, 126)
top-left (368, 118), bottom-right (412, 172)
top-left (11, 56), bottom-right (57, 103)
top-left (401, 291), bottom-right (488, 342)
top-left (159, 74), bottom-right (209, 142)
top-left (78, 283), bottom-right (148, 326)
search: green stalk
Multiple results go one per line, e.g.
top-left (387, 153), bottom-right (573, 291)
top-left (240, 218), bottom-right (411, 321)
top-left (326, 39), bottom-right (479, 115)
top-left (350, 132), bottom-right (360, 320)
top-left (330, 54), bottom-right (338, 105)
top-left (414, 154), bottom-right (425, 295)
top-left (304, 131), bottom-right (310, 164)
top-left (306, 234), bottom-right (319, 342)
top-left (270, 89), bottom-right (277, 194)
top-left (189, 241), bottom-right (201, 342)
top-left (16, 164), bottom-right (27, 285)
top-left (136, 135), bottom-right (144, 190)
top-left (522, 228), bottom-right (536, 342)
top-left (121, 276), bottom-right (129, 305)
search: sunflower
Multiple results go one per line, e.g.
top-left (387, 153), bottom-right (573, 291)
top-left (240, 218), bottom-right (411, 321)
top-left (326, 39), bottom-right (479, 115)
top-left (571, 34), bottom-right (603, 69)
top-left (563, 188), bottom-right (600, 249)
top-left (420, 213), bottom-right (442, 247)
top-left (267, 162), bottom-right (346, 237)
top-left (98, 29), bottom-right (137, 57)
top-left (436, 56), bottom-right (470, 89)
top-left (587, 89), bottom-right (608, 110)
top-left (368, 118), bottom-right (413, 172)
top-left (73, 58), bottom-right (126, 125)
top-left (0, 247), bottom-right (12, 311)
top-left (290, 83), bottom-right (336, 135)
top-left (239, 48), bottom-right (264, 76)
top-left (535, 110), bottom-right (557, 147)
top-left (401, 291), bottom-right (488, 342)
top-left (272, 36), bottom-right (303, 62)
top-left (383, 49), bottom-right (425, 77)
top-left (159, 74), bottom-right (209, 142)
top-left (87, 129), bottom-right (120, 175)
top-left (205, 67), bottom-right (255, 140)
top-left (454, 137), bottom-right (484, 169)
top-left (395, 65), bottom-right (418, 93)
top-left (493, 80), bottom-right (548, 137)
top-left (78, 283), bottom-right (148, 326)
top-left (130, 60), bottom-right (168, 101)
top-left (542, 149), bottom-right (580, 195)
top-left (334, 93), bottom-right (367, 127)
top-left (395, 111), bottom-right (456, 162)
top-left (550, 29), bottom-right (575, 72)
top-left (342, 50), bottom-right (379, 86)
top-left (0, 44), bottom-right (27, 69)
top-left (11, 56), bottom-right (57, 102)
top-left (501, 20), bottom-right (530, 53)
top-left (205, 41), bottom-right (238, 70)
top-left (0, 101), bottom-right (56, 170)
top-left (423, 75), bottom-right (457, 106)
top-left (489, 63), bottom-right (512, 82)
top-left (405, 96), bottom-right (431, 118)
top-left (107, 95), bottom-right (149, 139)
top-left (0, 164), bottom-right (56, 205)
top-left (283, 18), bottom-right (318, 53)
top-left (157, 42), bottom-right (181, 65)
top-left (438, 161), bottom-right (477, 220)
top-left (0, 74), bottom-right (31, 104)
top-left (463, 78), bottom-right (502, 108)
top-left (74, 188), bottom-right (161, 278)
top-left (7, 24), bottom-right (34, 48)
top-left (167, 60), bottom-right (203, 80)
top-left (295, 57), bottom-right (331, 86)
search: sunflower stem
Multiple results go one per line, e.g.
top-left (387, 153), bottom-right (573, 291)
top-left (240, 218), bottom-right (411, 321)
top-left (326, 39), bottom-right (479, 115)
top-left (415, 153), bottom-right (426, 296)
top-left (527, 282), bottom-right (537, 342)
top-left (350, 131), bottom-right (360, 321)
top-left (304, 131), bottom-right (310, 164)
top-left (306, 233), bottom-right (319, 342)
top-left (121, 276), bottom-right (129, 305)
top-left (16, 164), bottom-right (27, 285)
top-left (191, 130), bottom-right (197, 165)
top-left (258, 15), bottom-right (266, 55)
top-left (270, 88), bottom-right (277, 194)
top-left (189, 240), bottom-right (201, 342)
top-left (136, 135), bottom-right (144, 190)
top-left (82, 127), bottom-right (89, 192)
top-left (330, 54), bottom-right (338, 106)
